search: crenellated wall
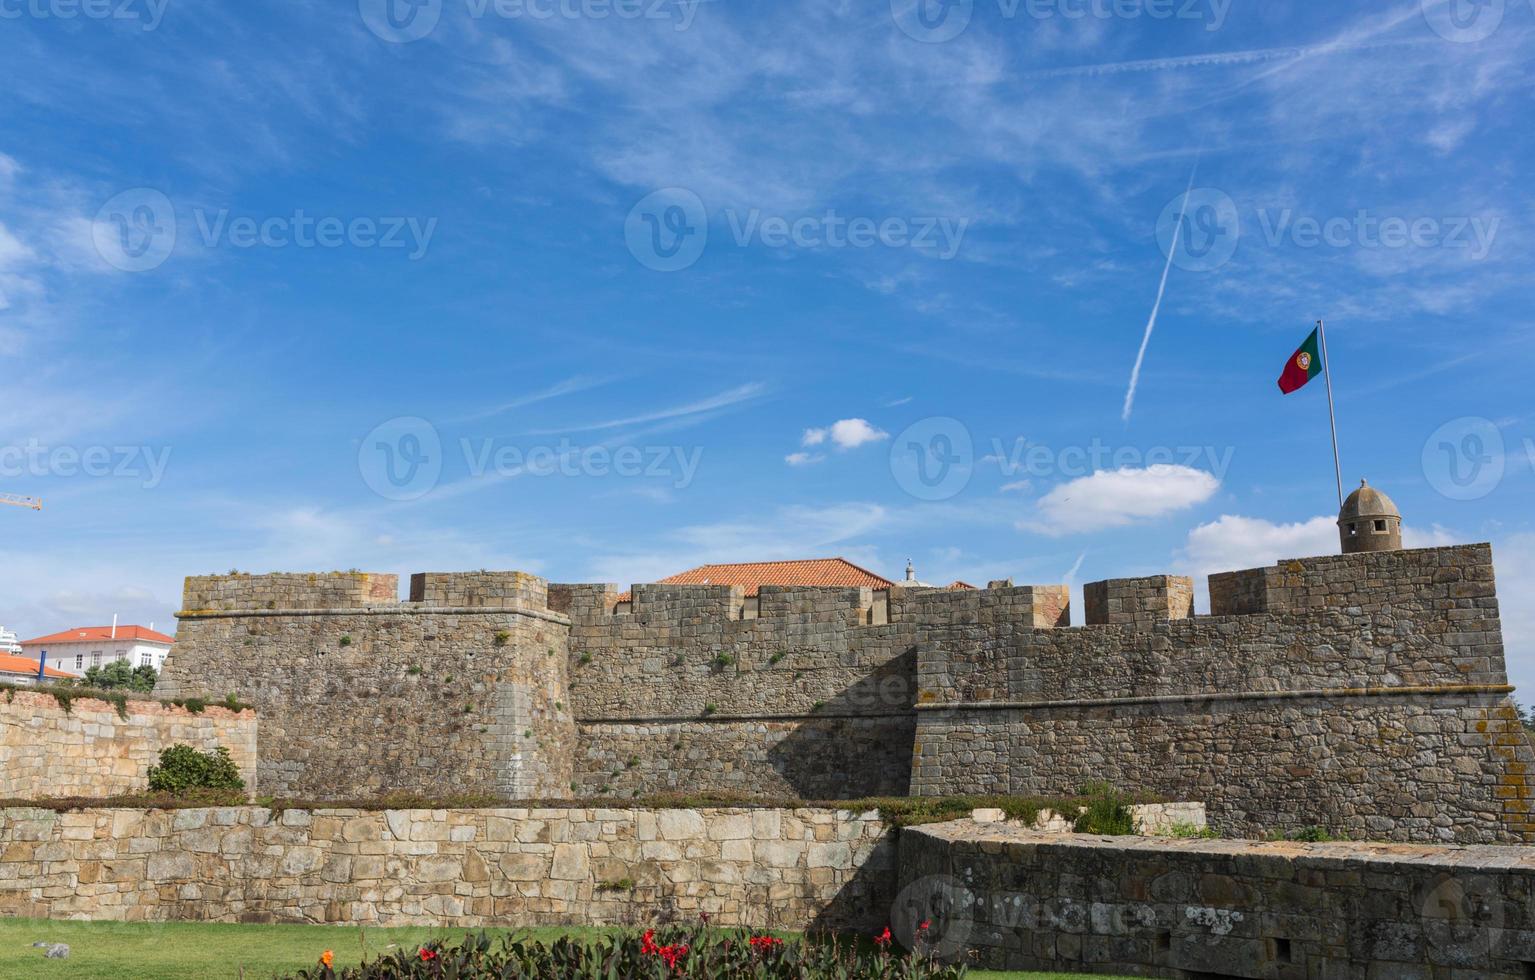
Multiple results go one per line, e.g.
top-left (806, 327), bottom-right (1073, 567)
top-left (913, 544), bottom-right (1533, 843)
top-left (154, 545), bottom-right (1531, 845)
top-left (558, 582), bottom-right (1069, 799)
top-left (160, 572), bottom-right (575, 801)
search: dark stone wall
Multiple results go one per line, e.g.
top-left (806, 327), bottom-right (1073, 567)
top-left (898, 818), bottom-right (1535, 978)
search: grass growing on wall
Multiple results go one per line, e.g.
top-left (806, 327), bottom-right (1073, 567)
top-left (0, 919), bottom-right (1133, 980)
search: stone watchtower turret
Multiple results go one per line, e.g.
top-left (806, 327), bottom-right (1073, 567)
top-left (1338, 479), bottom-right (1403, 554)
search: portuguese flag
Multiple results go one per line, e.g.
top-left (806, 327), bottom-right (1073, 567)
top-left (1278, 327), bottom-right (1323, 394)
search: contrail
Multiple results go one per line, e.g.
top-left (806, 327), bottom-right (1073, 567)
top-left (1122, 164), bottom-right (1198, 423)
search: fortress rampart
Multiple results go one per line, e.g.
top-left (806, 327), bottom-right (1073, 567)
top-left (157, 545), bottom-right (1534, 843)
top-left (160, 572), bottom-right (574, 800)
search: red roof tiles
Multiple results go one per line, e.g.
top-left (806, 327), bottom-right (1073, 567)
top-left (0, 654), bottom-right (73, 679)
top-left (21, 626), bottom-right (174, 646)
top-left (619, 558), bottom-right (895, 601)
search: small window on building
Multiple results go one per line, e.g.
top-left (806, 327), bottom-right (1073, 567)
top-left (141, 651), bottom-right (153, 667)
top-left (91, 651), bottom-right (103, 667)
top-left (116, 649), bottom-right (127, 662)
top-left (1374, 519), bottom-right (1387, 532)
top-left (1348, 523), bottom-right (1358, 537)
top-left (75, 653), bottom-right (83, 670)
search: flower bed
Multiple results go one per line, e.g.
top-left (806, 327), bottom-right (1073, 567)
top-left (287, 925), bottom-right (964, 979)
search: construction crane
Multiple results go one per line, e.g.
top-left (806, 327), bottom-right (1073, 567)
top-left (0, 493), bottom-right (41, 511)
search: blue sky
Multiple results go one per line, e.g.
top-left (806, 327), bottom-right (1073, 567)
top-left (1, 0), bottom-right (1533, 687)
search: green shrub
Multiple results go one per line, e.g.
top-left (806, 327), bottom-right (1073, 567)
top-left (284, 926), bottom-right (965, 979)
top-left (1169, 821), bottom-right (1220, 840)
top-left (1072, 782), bottom-right (1135, 835)
top-left (146, 745), bottom-right (246, 795)
top-left (82, 660), bottom-right (158, 693)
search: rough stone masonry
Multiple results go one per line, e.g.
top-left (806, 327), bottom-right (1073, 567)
top-left (158, 544), bottom-right (1535, 843)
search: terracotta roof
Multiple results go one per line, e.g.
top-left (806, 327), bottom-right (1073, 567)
top-left (0, 654), bottom-right (73, 679)
top-left (946, 581), bottom-right (978, 590)
top-left (20, 626), bottom-right (174, 646)
top-left (618, 558), bottom-right (895, 602)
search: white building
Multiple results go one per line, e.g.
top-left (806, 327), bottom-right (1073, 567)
top-left (0, 626), bottom-right (20, 654)
top-left (20, 624), bottom-right (175, 679)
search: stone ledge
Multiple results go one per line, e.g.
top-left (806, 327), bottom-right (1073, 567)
top-left (915, 683), bottom-right (1515, 712)
top-left (175, 604), bottom-right (572, 626)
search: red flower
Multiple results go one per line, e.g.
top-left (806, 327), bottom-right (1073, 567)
top-left (749, 935), bottom-right (784, 952)
top-left (659, 943), bottom-right (690, 972)
top-left (918, 920), bottom-right (931, 932)
top-left (641, 930), bottom-right (659, 956)
top-left (418, 948), bottom-right (437, 962)
top-left (874, 926), bottom-right (892, 947)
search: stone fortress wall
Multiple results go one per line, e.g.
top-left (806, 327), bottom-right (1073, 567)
top-left (157, 544), bottom-right (1533, 843)
top-left (0, 690), bottom-right (257, 799)
top-left (898, 817), bottom-right (1535, 979)
top-left (913, 545), bottom-right (1532, 843)
top-left (159, 571), bottom-right (574, 800)
top-left (0, 804), bottom-right (891, 932)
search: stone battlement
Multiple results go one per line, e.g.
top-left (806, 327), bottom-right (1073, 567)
top-left (179, 544), bottom-right (1492, 628)
top-left (158, 543), bottom-right (1531, 844)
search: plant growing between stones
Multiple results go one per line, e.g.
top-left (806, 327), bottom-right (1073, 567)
top-left (494, 631), bottom-right (511, 647)
top-left (339, 635), bottom-right (353, 647)
top-left (1073, 782), bottom-right (1135, 835)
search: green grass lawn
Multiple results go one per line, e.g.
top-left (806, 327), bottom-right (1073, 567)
top-left (0, 918), bottom-right (1130, 979)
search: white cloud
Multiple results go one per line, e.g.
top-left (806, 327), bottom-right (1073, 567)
top-left (1000, 480), bottom-right (1032, 494)
top-left (1181, 514), bottom-right (1338, 581)
top-left (802, 419), bottom-right (889, 451)
top-left (784, 452), bottom-right (824, 467)
top-left (1022, 465), bottom-right (1220, 536)
top-left (1182, 513), bottom-right (1464, 583)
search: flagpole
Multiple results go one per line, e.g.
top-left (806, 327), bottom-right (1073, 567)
top-left (1317, 318), bottom-right (1345, 508)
